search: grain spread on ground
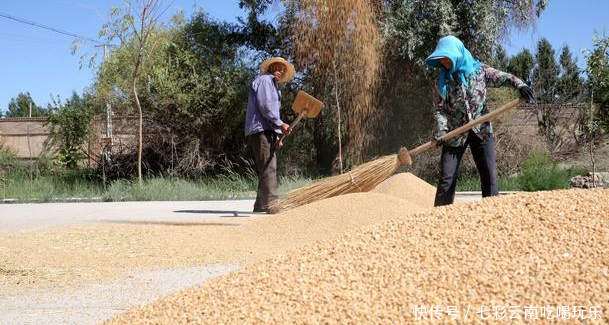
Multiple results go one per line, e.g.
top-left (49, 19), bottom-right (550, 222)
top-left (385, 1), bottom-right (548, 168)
top-left (101, 189), bottom-right (609, 324)
top-left (0, 173), bottom-right (432, 292)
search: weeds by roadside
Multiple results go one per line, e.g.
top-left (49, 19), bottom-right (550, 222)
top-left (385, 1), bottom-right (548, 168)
top-left (0, 148), bottom-right (591, 202)
top-left (456, 152), bottom-right (587, 191)
top-left (0, 149), bottom-right (312, 202)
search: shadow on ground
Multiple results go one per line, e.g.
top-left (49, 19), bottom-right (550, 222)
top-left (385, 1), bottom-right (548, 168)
top-left (174, 209), bottom-right (260, 217)
top-left (99, 220), bottom-right (242, 226)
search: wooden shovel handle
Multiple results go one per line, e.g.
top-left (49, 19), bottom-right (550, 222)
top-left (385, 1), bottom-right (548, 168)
top-left (407, 98), bottom-right (523, 157)
top-left (276, 109), bottom-right (307, 149)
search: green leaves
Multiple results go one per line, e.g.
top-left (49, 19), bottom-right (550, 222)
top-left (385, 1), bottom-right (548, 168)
top-left (382, 0), bottom-right (546, 64)
top-left (88, 8), bottom-right (255, 176)
top-left (507, 49), bottom-right (534, 85)
top-left (558, 45), bottom-right (584, 103)
top-left (6, 92), bottom-right (47, 118)
top-left (46, 93), bottom-right (94, 169)
top-left (532, 38), bottom-right (560, 104)
top-left (585, 33), bottom-right (609, 131)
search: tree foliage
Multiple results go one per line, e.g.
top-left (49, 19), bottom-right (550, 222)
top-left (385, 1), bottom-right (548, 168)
top-left (92, 9), bottom-right (254, 177)
top-left (382, 0), bottom-right (546, 64)
top-left (100, 0), bottom-right (170, 184)
top-left (82, 0), bottom-right (553, 178)
top-left (531, 38), bottom-right (561, 147)
top-left (508, 48), bottom-right (534, 85)
top-left (493, 45), bottom-right (510, 71)
top-left (532, 38), bottom-right (560, 104)
top-left (585, 33), bottom-right (609, 131)
top-left (6, 92), bottom-right (47, 118)
top-left (46, 93), bottom-right (94, 169)
top-left (558, 45), bottom-right (584, 103)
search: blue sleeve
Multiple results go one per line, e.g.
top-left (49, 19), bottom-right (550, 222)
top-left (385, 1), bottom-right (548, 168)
top-left (256, 77), bottom-right (283, 127)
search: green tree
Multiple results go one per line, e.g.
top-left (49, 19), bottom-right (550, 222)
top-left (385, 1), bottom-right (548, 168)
top-left (583, 33), bottom-right (609, 182)
top-left (558, 45), bottom-right (584, 103)
top-left (145, 11), bottom-right (254, 174)
top-left (493, 45), bottom-right (510, 71)
top-left (238, 0), bottom-right (284, 56)
top-left (91, 9), bottom-right (253, 177)
top-left (532, 38), bottom-right (560, 103)
top-left (46, 92), bottom-right (94, 169)
top-left (508, 48), bottom-right (534, 85)
top-left (585, 33), bottom-right (609, 130)
top-left (6, 92), bottom-right (47, 117)
top-left (532, 38), bottom-right (560, 148)
top-left (98, 0), bottom-right (167, 185)
top-left (382, 0), bottom-right (547, 64)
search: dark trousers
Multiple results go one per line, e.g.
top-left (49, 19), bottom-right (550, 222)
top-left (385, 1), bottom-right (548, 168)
top-left (247, 131), bottom-right (278, 212)
top-left (434, 130), bottom-right (498, 207)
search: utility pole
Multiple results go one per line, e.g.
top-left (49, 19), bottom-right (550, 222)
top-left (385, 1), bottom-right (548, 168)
top-left (98, 43), bottom-right (113, 188)
top-left (27, 101), bottom-right (33, 182)
top-left (103, 43), bottom-right (113, 156)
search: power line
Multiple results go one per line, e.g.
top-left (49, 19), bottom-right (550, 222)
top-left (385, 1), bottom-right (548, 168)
top-left (0, 11), bottom-right (104, 45)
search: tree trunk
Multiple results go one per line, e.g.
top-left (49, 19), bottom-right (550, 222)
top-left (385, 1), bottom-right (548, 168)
top-left (132, 63), bottom-right (143, 186)
top-left (333, 59), bottom-right (343, 174)
top-left (133, 80), bottom-right (143, 186)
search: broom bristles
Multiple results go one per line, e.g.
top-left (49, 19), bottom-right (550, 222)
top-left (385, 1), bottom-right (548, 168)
top-left (269, 154), bottom-right (401, 213)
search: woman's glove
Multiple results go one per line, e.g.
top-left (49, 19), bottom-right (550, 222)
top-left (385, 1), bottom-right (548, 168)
top-left (434, 130), bottom-right (448, 146)
top-left (518, 85), bottom-right (534, 103)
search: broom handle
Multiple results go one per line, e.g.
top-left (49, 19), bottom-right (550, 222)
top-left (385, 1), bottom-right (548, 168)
top-left (276, 108), bottom-right (307, 148)
top-left (407, 98), bottom-right (523, 157)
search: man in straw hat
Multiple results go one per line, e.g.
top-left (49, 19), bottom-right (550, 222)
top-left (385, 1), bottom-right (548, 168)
top-left (425, 35), bottom-right (534, 206)
top-left (245, 57), bottom-right (296, 213)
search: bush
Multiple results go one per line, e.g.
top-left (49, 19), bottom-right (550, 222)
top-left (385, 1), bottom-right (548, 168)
top-left (517, 152), bottom-right (585, 191)
top-left (46, 92), bottom-right (94, 169)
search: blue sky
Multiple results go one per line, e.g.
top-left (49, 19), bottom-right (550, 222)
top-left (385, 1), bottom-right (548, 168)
top-left (0, 1), bottom-right (607, 113)
top-left (503, 0), bottom-right (608, 64)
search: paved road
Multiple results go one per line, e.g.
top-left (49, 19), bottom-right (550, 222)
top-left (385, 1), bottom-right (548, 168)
top-left (0, 265), bottom-right (240, 325)
top-left (0, 200), bottom-right (257, 325)
top-left (0, 192), bottom-right (494, 235)
top-left (0, 200), bottom-right (259, 234)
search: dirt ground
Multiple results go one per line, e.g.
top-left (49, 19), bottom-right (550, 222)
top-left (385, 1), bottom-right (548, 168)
top-left (560, 138), bottom-right (609, 171)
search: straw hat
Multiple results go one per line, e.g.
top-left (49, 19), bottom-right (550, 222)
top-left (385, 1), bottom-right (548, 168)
top-left (259, 57), bottom-right (295, 83)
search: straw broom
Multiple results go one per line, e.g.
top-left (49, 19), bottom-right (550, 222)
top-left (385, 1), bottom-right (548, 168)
top-left (269, 98), bottom-right (523, 213)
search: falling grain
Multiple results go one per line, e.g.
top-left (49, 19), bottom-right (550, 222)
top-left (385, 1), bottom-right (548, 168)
top-left (288, 0), bottom-right (382, 156)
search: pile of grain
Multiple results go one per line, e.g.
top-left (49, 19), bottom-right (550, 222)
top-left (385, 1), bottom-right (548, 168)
top-left (371, 172), bottom-right (436, 206)
top-left (0, 174), bottom-right (433, 290)
top-left (102, 189), bottom-right (609, 324)
top-left (246, 192), bottom-right (429, 251)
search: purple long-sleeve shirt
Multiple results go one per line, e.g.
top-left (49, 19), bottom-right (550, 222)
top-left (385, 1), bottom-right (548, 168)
top-left (244, 74), bottom-right (284, 136)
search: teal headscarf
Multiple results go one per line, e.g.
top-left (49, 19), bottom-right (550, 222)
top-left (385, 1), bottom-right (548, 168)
top-left (425, 35), bottom-right (481, 99)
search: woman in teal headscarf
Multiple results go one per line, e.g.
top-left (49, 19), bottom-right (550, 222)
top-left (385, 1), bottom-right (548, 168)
top-left (425, 35), bottom-right (533, 206)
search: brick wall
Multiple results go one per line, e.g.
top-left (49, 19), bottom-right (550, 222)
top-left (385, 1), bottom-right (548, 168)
top-left (0, 117), bottom-right (54, 158)
top-left (0, 116), bottom-right (138, 159)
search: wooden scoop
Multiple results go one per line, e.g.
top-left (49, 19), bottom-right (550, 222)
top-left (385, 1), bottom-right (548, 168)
top-left (276, 90), bottom-right (324, 148)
